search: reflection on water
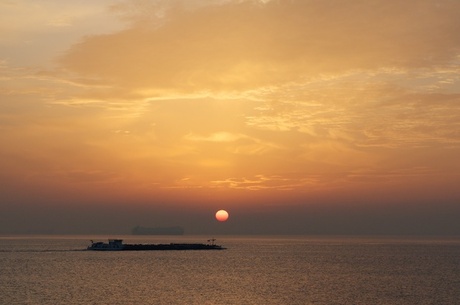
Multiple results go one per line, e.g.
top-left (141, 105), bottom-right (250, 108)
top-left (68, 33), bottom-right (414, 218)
top-left (1, 235), bottom-right (459, 305)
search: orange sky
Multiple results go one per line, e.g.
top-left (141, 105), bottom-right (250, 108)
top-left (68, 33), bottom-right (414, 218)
top-left (1, 0), bottom-right (459, 234)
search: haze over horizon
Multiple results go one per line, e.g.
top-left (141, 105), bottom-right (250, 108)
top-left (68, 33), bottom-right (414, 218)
top-left (1, 0), bottom-right (459, 235)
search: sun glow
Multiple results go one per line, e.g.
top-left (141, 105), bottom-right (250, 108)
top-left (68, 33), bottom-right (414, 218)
top-left (215, 210), bottom-right (229, 222)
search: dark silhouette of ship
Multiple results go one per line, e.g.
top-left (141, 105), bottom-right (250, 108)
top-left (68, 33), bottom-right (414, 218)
top-left (87, 239), bottom-right (225, 251)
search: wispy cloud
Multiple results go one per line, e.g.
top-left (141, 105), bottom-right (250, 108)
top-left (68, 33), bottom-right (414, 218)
top-left (185, 132), bottom-right (248, 143)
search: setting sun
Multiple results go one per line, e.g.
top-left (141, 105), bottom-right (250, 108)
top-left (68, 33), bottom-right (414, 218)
top-left (215, 210), bottom-right (229, 222)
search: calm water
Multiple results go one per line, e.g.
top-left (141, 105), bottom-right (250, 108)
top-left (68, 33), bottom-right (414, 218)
top-left (1, 235), bottom-right (459, 305)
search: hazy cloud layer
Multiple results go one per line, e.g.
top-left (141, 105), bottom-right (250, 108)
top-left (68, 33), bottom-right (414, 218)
top-left (60, 0), bottom-right (460, 91)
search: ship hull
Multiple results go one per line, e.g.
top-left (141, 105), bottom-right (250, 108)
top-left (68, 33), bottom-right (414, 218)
top-left (87, 240), bottom-right (225, 251)
top-left (121, 243), bottom-right (224, 251)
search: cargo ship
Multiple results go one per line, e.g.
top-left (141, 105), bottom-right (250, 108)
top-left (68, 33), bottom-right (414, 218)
top-left (87, 239), bottom-right (225, 251)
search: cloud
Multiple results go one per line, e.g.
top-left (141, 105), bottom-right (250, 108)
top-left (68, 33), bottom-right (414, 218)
top-left (210, 174), bottom-right (320, 191)
top-left (185, 131), bottom-right (246, 143)
top-left (244, 73), bottom-right (460, 149)
top-left (0, 0), bottom-right (124, 66)
top-left (59, 0), bottom-right (460, 94)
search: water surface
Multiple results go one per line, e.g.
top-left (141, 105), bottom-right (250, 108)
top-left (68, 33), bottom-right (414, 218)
top-left (1, 235), bottom-right (459, 304)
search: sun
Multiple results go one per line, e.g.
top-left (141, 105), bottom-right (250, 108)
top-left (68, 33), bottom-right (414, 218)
top-left (215, 210), bottom-right (229, 222)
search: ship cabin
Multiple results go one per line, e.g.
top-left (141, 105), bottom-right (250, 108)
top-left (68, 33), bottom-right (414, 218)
top-left (108, 239), bottom-right (123, 247)
top-left (88, 239), bottom-right (124, 250)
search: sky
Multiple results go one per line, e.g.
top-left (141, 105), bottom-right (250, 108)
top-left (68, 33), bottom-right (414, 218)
top-left (1, 0), bottom-right (459, 235)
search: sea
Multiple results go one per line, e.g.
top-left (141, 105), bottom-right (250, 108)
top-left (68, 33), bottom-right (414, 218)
top-left (1, 235), bottom-right (459, 305)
